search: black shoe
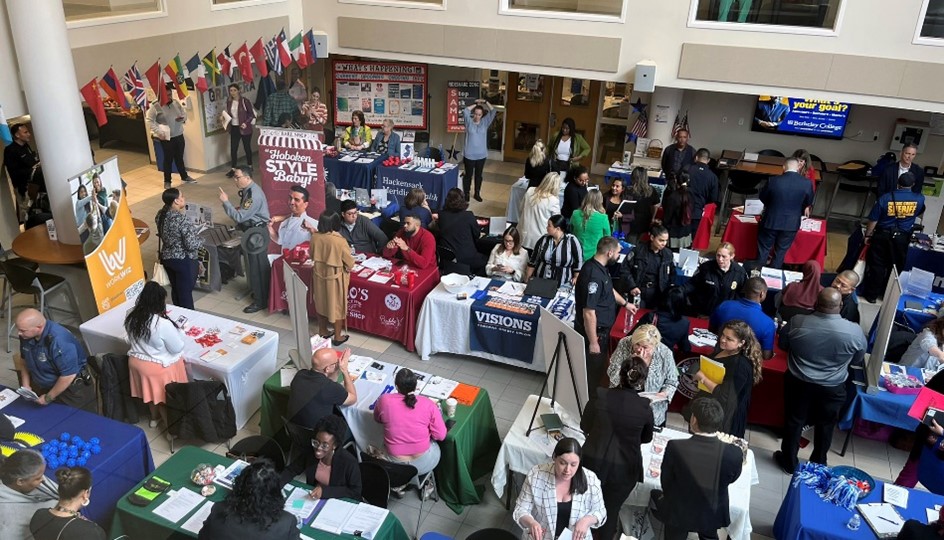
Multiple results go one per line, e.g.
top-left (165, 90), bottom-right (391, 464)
top-left (473, 193), bottom-right (483, 202)
top-left (242, 304), bottom-right (263, 314)
top-left (464, 194), bottom-right (470, 202)
top-left (332, 335), bottom-right (350, 346)
top-left (773, 450), bottom-right (795, 475)
top-left (182, 177), bottom-right (198, 184)
top-left (226, 169), bottom-right (236, 178)
top-left (164, 182), bottom-right (171, 190)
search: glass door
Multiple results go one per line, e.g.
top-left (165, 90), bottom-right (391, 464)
top-left (592, 81), bottom-right (634, 175)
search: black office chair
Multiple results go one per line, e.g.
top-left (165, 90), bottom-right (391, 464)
top-left (715, 169), bottom-right (765, 234)
top-left (824, 160), bottom-right (875, 222)
top-left (436, 245), bottom-right (471, 276)
top-left (227, 435), bottom-right (285, 471)
top-left (358, 461), bottom-right (391, 508)
top-left (466, 529), bottom-right (518, 540)
top-left (360, 452), bottom-right (437, 540)
top-left (2, 259), bottom-right (80, 352)
top-left (758, 149), bottom-right (785, 158)
top-left (281, 416), bottom-right (316, 465)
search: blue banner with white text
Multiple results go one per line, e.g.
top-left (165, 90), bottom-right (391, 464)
top-left (469, 286), bottom-right (547, 363)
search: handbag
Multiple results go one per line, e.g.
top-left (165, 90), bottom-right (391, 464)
top-left (152, 211), bottom-right (171, 286)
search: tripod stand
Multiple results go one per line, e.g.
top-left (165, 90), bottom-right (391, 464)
top-left (526, 331), bottom-right (584, 436)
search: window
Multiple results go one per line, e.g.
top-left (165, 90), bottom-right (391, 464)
top-left (560, 78), bottom-right (590, 107)
top-left (516, 74), bottom-right (545, 103)
top-left (501, 0), bottom-right (625, 22)
top-left (63, 0), bottom-right (163, 23)
top-left (338, 0), bottom-right (445, 10)
top-left (593, 82), bottom-right (634, 172)
top-left (917, 0), bottom-right (944, 43)
top-left (689, 0), bottom-right (843, 34)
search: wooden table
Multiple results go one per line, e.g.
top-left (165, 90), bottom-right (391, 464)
top-left (717, 149), bottom-right (823, 181)
top-left (13, 217), bottom-right (149, 264)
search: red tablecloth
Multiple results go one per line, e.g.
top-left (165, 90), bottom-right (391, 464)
top-left (268, 257), bottom-right (440, 351)
top-left (721, 209), bottom-right (826, 267)
top-left (651, 203), bottom-right (715, 250)
top-left (609, 307), bottom-right (787, 429)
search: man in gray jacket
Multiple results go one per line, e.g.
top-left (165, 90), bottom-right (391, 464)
top-left (338, 199), bottom-right (387, 254)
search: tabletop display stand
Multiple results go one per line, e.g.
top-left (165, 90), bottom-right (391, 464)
top-left (284, 261), bottom-right (313, 370)
top-left (526, 331), bottom-right (584, 436)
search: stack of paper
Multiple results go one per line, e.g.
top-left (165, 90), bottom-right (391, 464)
top-left (280, 367), bottom-right (299, 387)
top-left (799, 218), bottom-right (822, 232)
top-left (152, 488), bottom-right (204, 524)
top-left (761, 267), bottom-right (784, 290)
top-left (283, 486), bottom-right (320, 524)
top-left (689, 329), bottom-right (717, 348)
top-left (213, 460), bottom-right (249, 489)
top-left (180, 501), bottom-right (214, 534)
top-left (421, 376), bottom-right (460, 400)
top-left (310, 499), bottom-right (388, 539)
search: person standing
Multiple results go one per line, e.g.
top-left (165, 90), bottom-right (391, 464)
top-left (29, 467), bottom-right (106, 540)
top-left (309, 211), bottom-right (355, 345)
top-left (687, 149), bottom-right (719, 235)
top-left (155, 188), bottom-right (203, 310)
top-left (576, 236), bottom-right (633, 392)
top-left (792, 149), bottom-right (817, 193)
top-left (300, 86), bottom-right (328, 132)
top-left (661, 172), bottom-right (693, 250)
top-left (774, 288), bottom-right (866, 475)
top-left (462, 99), bottom-right (497, 202)
top-left (224, 84), bottom-right (255, 178)
top-left (660, 128), bottom-right (694, 179)
top-left (3, 124), bottom-right (42, 221)
top-left (262, 79), bottom-right (300, 127)
top-left (832, 270), bottom-right (861, 324)
top-left (146, 83), bottom-right (193, 189)
top-left (219, 166), bottom-right (270, 313)
top-left (436, 187), bottom-right (486, 275)
top-left (524, 141), bottom-right (552, 188)
top-left (626, 167), bottom-right (661, 244)
top-left (861, 172), bottom-right (925, 302)
top-left (878, 143), bottom-right (925, 196)
top-left (620, 223), bottom-right (675, 308)
top-left (569, 190), bottom-right (611, 263)
top-left (561, 166), bottom-right (590, 222)
top-left (755, 158), bottom-right (813, 269)
top-left (547, 117), bottom-right (590, 176)
top-left (519, 173), bottom-right (562, 251)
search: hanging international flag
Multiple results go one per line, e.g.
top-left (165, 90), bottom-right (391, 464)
top-left (164, 54), bottom-right (188, 99)
top-left (123, 64), bottom-right (148, 110)
top-left (264, 35), bottom-right (281, 76)
top-left (144, 61), bottom-right (168, 105)
top-left (185, 54), bottom-right (208, 93)
top-left (0, 104), bottom-right (12, 146)
top-left (100, 67), bottom-right (131, 110)
top-left (203, 49), bottom-right (220, 87)
top-left (305, 30), bottom-right (318, 65)
top-left (249, 38), bottom-right (269, 78)
top-left (234, 42), bottom-right (254, 83)
top-left (80, 79), bottom-right (108, 127)
top-left (276, 30), bottom-right (292, 69)
top-left (218, 46), bottom-right (235, 80)
top-left (288, 32), bottom-right (309, 69)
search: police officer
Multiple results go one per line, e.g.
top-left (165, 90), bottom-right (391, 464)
top-left (576, 236), bottom-right (634, 392)
top-left (14, 309), bottom-right (95, 413)
top-left (861, 172), bottom-right (925, 302)
top-left (219, 165), bottom-right (271, 313)
top-left (683, 241), bottom-right (747, 317)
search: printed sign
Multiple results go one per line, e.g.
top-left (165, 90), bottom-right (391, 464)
top-left (258, 127), bottom-right (326, 220)
top-left (333, 60), bottom-right (427, 129)
top-left (446, 81), bottom-right (481, 134)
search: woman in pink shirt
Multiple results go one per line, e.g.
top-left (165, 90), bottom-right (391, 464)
top-left (373, 369), bottom-right (447, 494)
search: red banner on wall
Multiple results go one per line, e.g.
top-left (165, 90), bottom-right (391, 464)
top-left (446, 81), bottom-right (480, 134)
top-left (258, 127), bottom-right (326, 220)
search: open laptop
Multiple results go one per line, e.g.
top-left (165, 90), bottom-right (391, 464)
top-left (719, 148), bottom-right (747, 169)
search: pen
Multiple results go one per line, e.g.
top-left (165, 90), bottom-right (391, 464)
top-left (877, 516), bottom-right (900, 526)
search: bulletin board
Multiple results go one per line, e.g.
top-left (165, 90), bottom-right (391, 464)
top-left (332, 60), bottom-right (427, 130)
top-left (200, 78), bottom-right (258, 137)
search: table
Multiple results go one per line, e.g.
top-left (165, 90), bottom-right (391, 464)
top-left (324, 153), bottom-right (384, 190)
top-left (2, 385), bottom-right (154, 527)
top-left (505, 177), bottom-right (565, 224)
top-left (12, 216), bottom-right (150, 265)
top-left (609, 307), bottom-right (789, 429)
top-left (721, 210), bottom-right (827, 267)
top-left (377, 164), bottom-right (460, 209)
top-left (839, 376), bottom-right (921, 433)
top-left (268, 257), bottom-right (440, 352)
top-left (259, 360), bottom-right (502, 513)
top-left (79, 304), bottom-right (279, 429)
top-left (717, 149), bottom-right (823, 182)
top-left (867, 292), bottom-right (944, 350)
top-left (603, 169), bottom-right (665, 186)
top-left (906, 245), bottom-right (944, 294)
top-left (108, 446), bottom-right (411, 540)
top-left (773, 474), bottom-right (944, 540)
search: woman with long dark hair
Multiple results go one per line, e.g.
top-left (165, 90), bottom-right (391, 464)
top-left (526, 214), bottom-right (583, 287)
top-left (399, 187), bottom-right (433, 228)
top-left (437, 187), bottom-right (486, 275)
top-left (626, 167), bottom-right (660, 244)
top-left (604, 177), bottom-right (631, 236)
top-left (155, 187), bottom-right (202, 309)
top-left (661, 171), bottom-right (693, 249)
top-left (341, 110), bottom-right (372, 150)
top-left (547, 117), bottom-right (590, 175)
top-left (124, 281), bottom-right (187, 430)
top-left (224, 84), bottom-right (255, 177)
top-left (310, 211), bottom-right (355, 346)
top-left (792, 148), bottom-right (817, 192)
top-left (30, 467), bottom-right (105, 540)
top-left (198, 459), bottom-right (298, 539)
top-left (486, 226), bottom-right (529, 282)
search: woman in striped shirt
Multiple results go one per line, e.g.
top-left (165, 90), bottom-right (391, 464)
top-left (526, 214), bottom-right (584, 287)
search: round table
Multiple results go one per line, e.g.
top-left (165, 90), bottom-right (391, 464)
top-left (12, 217), bottom-right (150, 264)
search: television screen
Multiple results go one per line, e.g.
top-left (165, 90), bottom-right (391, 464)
top-left (751, 96), bottom-right (850, 140)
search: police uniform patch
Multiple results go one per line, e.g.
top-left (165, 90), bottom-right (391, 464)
top-left (242, 198), bottom-right (252, 209)
top-left (731, 281), bottom-right (738, 290)
top-left (588, 282), bottom-right (598, 294)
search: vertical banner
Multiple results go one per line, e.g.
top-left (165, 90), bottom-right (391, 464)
top-left (70, 157), bottom-right (146, 313)
top-left (446, 81), bottom-right (480, 134)
top-left (258, 127), bottom-right (326, 219)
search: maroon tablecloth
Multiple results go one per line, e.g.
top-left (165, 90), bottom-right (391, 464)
top-left (721, 209), bottom-right (826, 267)
top-left (269, 257), bottom-right (440, 351)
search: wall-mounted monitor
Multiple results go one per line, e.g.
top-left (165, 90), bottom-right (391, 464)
top-left (751, 96), bottom-right (850, 140)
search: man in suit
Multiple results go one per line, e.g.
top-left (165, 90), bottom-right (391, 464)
top-left (687, 148), bottom-right (720, 235)
top-left (651, 397), bottom-right (743, 540)
top-left (877, 143), bottom-right (925, 196)
top-left (755, 158), bottom-right (814, 269)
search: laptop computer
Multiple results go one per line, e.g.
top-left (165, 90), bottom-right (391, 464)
top-left (524, 277), bottom-right (558, 299)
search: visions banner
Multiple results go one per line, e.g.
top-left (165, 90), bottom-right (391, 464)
top-left (258, 127), bottom-right (326, 220)
top-left (468, 288), bottom-right (545, 364)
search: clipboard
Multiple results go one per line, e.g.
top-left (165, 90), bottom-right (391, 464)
top-left (857, 502), bottom-right (905, 538)
top-left (616, 200), bottom-right (637, 215)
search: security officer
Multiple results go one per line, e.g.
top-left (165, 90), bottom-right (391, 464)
top-left (220, 165), bottom-right (271, 313)
top-left (861, 172), bottom-right (925, 302)
top-left (575, 236), bottom-right (634, 392)
top-left (14, 308), bottom-right (96, 413)
top-left (683, 241), bottom-right (747, 317)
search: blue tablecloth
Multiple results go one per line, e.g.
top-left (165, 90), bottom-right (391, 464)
top-left (377, 165), bottom-right (460, 209)
top-left (906, 246), bottom-right (944, 294)
top-left (3, 387), bottom-right (154, 527)
top-left (867, 292), bottom-right (944, 350)
top-left (838, 369), bottom-right (922, 432)
top-left (774, 476), bottom-right (944, 540)
top-left (324, 153), bottom-right (384, 190)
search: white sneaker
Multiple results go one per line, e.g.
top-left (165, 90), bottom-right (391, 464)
top-left (149, 419), bottom-right (159, 428)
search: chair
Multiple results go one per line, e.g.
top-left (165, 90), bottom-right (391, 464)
top-left (715, 170), bottom-right (765, 234)
top-left (758, 149), bottom-right (785, 158)
top-left (360, 452), bottom-right (437, 540)
top-left (165, 380), bottom-right (236, 453)
top-left (465, 529), bottom-right (518, 540)
top-left (227, 434), bottom-right (285, 471)
top-left (358, 461), bottom-right (391, 508)
top-left (281, 416), bottom-right (316, 465)
top-left (824, 160), bottom-right (875, 222)
top-left (436, 245), bottom-right (471, 276)
top-left (2, 259), bottom-right (81, 352)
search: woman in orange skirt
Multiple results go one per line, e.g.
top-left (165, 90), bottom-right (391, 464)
top-left (124, 281), bottom-right (188, 431)
top-left (310, 211), bottom-right (355, 346)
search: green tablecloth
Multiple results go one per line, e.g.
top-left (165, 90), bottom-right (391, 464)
top-left (109, 446), bottom-right (410, 540)
top-left (260, 370), bottom-right (502, 513)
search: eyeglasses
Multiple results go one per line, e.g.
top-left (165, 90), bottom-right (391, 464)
top-left (311, 440), bottom-right (333, 450)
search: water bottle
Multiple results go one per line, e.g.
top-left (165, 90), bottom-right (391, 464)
top-left (623, 307), bottom-right (633, 335)
top-left (846, 514), bottom-right (861, 531)
top-left (633, 294), bottom-right (641, 309)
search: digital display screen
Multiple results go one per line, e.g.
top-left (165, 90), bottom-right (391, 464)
top-left (751, 96), bottom-right (850, 140)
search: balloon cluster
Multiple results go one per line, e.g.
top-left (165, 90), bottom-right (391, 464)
top-left (39, 433), bottom-right (102, 469)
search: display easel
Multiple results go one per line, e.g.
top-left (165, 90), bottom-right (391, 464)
top-left (526, 331), bottom-right (584, 436)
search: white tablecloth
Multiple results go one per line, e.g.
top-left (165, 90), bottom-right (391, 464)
top-left (79, 303), bottom-right (279, 429)
top-left (505, 177), bottom-right (566, 224)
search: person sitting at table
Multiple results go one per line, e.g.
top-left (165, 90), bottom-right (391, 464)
top-left (339, 199), bottom-right (387, 255)
top-left (486, 226), bottom-right (529, 282)
top-left (267, 185), bottom-right (318, 250)
top-left (437, 187), bottom-right (486, 275)
top-left (661, 172), bottom-right (693, 250)
top-left (792, 148), bottom-right (817, 192)
top-left (690, 320), bottom-right (763, 438)
top-left (898, 507), bottom-right (944, 540)
top-left (287, 347), bottom-right (357, 431)
top-left (607, 324), bottom-right (679, 427)
top-left (684, 242), bottom-right (747, 317)
top-left (636, 286), bottom-right (692, 355)
top-left (29, 466), bottom-right (105, 540)
top-left (400, 187), bottom-right (433, 229)
top-left (525, 214), bottom-right (583, 287)
top-left (580, 357), bottom-right (654, 540)
top-left (547, 117), bottom-right (590, 175)
top-left (524, 140), bottom-right (552, 188)
top-left (660, 128), bottom-right (695, 179)
top-left (373, 368), bottom-right (447, 499)
top-left (325, 181), bottom-right (341, 215)
top-left (754, 157), bottom-right (814, 269)
top-left (896, 369), bottom-right (944, 488)
top-left (280, 415), bottom-right (362, 501)
top-left (369, 119), bottom-right (400, 158)
top-left (710, 277), bottom-right (775, 359)
top-left (650, 397), bottom-right (742, 540)
top-left (778, 260), bottom-right (823, 324)
top-left (561, 166), bottom-right (590, 222)
top-left (0, 449), bottom-right (58, 539)
top-left (688, 149), bottom-right (719, 236)
top-left (125, 281), bottom-right (188, 431)
top-left (832, 270), bottom-right (861, 324)
top-left (14, 308), bottom-right (96, 413)
top-left (383, 212), bottom-right (437, 269)
top-left (519, 172), bottom-right (562, 251)
top-left (310, 211), bottom-right (355, 345)
top-left (570, 190), bottom-right (611, 263)
top-left (626, 167), bottom-right (660, 245)
top-left (513, 437), bottom-right (606, 540)
top-left (198, 459), bottom-right (299, 540)
top-left (341, 110), bottom-right (372, 151)
top-left (603, 177), bottom-right (631, 236)
top-left (901, 317), bottom-right (944, 371)
top-left (620, 223), bottom-right (675, 308)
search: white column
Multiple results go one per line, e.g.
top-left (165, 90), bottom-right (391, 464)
top-left (647, 87), bottom-right (685, 149)
top-left (5, 0), bottom-right (92, 245)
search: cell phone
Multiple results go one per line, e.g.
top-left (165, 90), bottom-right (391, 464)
top-left (924, 407), bottom-right (944, 427)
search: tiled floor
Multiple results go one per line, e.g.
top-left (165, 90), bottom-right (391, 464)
top-left (0, 145), bottom-right (917, 539)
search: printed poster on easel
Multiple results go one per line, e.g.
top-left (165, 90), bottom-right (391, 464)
top-left (446, 81), bottom-right (481, 133)
top-left (332, 60), bottom-right (427, 129)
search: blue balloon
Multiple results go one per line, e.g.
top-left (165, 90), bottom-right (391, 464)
top-left (77, 458), bottom-right (87, 466)
top-left (60, 433), bottom-right (70, 441)
top-left (68, 448), bottom-right (79, 457)
top-left (89, 437), bottom-right (100, 445)
top-left (91, 445), bottom-right (101, 455)
top-left (65, 458), bottom-right (76, 467)
top-left (80, 451), bottom-right (91, 459)
top-left (71, 436), bottom-right (82, 444)
top-left (48, 458), bottom-right (59, 469)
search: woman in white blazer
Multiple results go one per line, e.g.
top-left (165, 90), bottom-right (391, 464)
top-left (514, 438), bottom-right (606, 540)
top-left (518, 172), bottom-right (562, 251)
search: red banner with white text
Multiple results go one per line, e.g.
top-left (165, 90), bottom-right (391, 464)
top-left (258, 127), bottom-right (326, 221)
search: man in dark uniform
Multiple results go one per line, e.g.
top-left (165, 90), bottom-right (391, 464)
top-left (687, 148), bottom-right (719, 235)
top-left (575, 236), bottom-right (633, 392)
top-left (660, 128), bottom-right (695, 179)
top-left (3, 124), bottom-right (44, 222)
top-left (861, 172), bottom-right (925, 302)
top-left (755, 158), bottom-right (814, 269)
top-left (832, 270), bottom-right (861, 324)
top-left (220, 165), bottom-right (271, 313)
top-left (14, 309), bottom-right (96, 413)
top-left (877, 144), bottom-right (924, 196)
